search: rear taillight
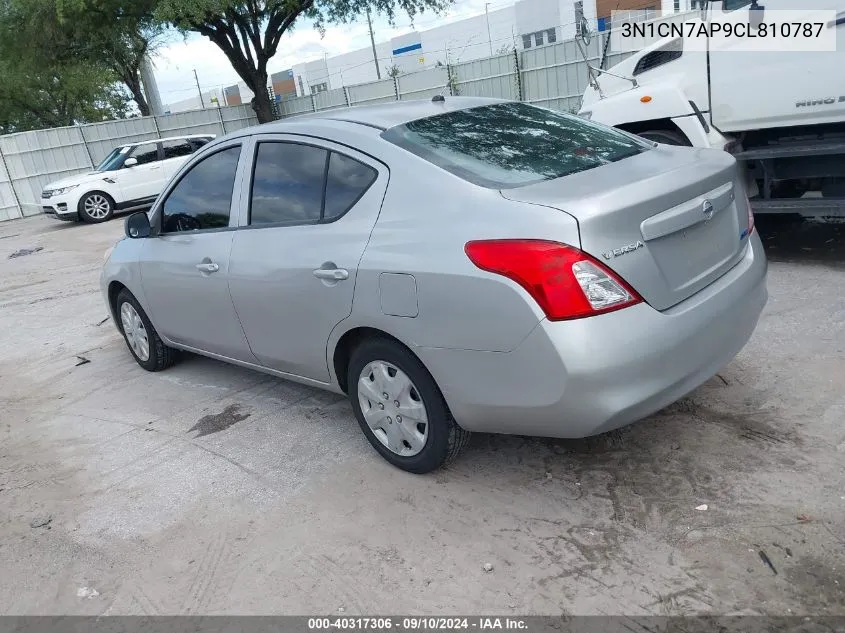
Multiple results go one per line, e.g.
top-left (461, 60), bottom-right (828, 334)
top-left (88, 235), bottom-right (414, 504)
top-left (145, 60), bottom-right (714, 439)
top-left (741, 195), bottom-right (755, 240)
top-left (464, 240), bottom-right (643, 321)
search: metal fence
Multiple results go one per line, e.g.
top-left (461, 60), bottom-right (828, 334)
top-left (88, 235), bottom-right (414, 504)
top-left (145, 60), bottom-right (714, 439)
top-left (276, 32), bottom-right (631, 121)
top-left (452, 52), bottom-right (521, 101)
top-left (0, 104), bottom-right (256, 221)
top-left (0, 31), bottom-right (635, 222)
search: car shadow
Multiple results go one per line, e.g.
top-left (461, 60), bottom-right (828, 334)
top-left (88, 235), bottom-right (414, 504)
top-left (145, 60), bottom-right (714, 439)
top-left (755, 216), bottom-right (845, 266)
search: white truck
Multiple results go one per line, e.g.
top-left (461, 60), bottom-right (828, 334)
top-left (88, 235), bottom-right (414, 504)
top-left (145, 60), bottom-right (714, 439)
top-left (578, 0), bottom-right (845, 216)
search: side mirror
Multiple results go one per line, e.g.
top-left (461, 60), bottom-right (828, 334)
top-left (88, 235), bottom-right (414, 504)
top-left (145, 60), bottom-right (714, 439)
top-left (125, 211), bottom-right (151, 239)
top-left (749, 3), bottom-right (765, 28)
top-left (124, 157), bottom-right (138, 168)
top-left (578, 16), bottom-right (592, 45)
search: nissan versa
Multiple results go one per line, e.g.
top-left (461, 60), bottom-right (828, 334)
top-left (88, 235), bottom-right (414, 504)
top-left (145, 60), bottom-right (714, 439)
top-left (100, 97), bottom-right (768, 473)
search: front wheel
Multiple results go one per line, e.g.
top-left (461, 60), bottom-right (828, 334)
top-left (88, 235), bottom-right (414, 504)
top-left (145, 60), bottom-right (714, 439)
top-left (79, 191), bottom-right (114, 223)
top-left (115, 289), bottom-right (178, 372)
top-left (348, 338), bottom-right (470, 474)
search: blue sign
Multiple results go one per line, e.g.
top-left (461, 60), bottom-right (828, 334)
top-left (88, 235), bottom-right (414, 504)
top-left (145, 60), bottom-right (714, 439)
top-left (392, 42), bottom-right (422, 55)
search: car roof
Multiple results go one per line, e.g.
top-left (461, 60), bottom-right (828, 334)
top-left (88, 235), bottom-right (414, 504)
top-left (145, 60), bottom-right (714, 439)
top-left (257, 96), bottom-right (508, 133)
top-left (119, 134), bottom-right (215, 149)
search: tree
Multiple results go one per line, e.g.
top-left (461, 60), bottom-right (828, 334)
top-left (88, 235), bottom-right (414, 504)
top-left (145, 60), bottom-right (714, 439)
top-left (0, 0), bottom-right (132, 132)
top-left (56, 0), bottom-right (166, 116)
top-left (152, 0), bottom-right (452, 123)
top-left (0, 60), bottom-right (132, 134)
top-left (385, 64), bottom-right (402, 78)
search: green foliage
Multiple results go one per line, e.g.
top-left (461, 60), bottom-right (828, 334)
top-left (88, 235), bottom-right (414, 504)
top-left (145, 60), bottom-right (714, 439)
top-left (0, 0), bottom-right (133, 133)
top-left (54, 0), bottom-right (453, 123)
top-left (0, 60), bottom-right (132, 134)
top-left (155, 0), bottom-right (451, 35)
top-left (56, 0), bottom-right (166, 115)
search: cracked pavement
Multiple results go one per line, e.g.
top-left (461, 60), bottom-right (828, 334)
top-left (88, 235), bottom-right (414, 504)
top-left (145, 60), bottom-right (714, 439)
top-left (1, 215), bottom-right (843, 615)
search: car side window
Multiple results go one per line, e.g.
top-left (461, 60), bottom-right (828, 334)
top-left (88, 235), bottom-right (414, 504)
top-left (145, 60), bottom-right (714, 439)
top-left (249, 142), bottom-right (378, 226)
top-left (162, 139), bottom-right (194, 159)
top-left (161, 146), bottom-right (241, 233)
top-left (323, 153), bottom-right (378, 222)
top-left (130, 143), bottom-right (160, 166)
top-left (249, 142), bottom-right (328, 225)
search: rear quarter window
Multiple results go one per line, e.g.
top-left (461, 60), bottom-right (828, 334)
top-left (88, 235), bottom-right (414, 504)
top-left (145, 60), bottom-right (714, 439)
top-left (381, 102), bottom-right (651, 189)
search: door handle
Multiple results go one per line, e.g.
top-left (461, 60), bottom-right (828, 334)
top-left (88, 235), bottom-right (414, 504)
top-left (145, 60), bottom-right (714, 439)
top-left (313, 267), bottom-right (349, 281)
top-left (196, 262), bottom-right (219, 273)
top-left (150, 165), bottom-right (161, 170)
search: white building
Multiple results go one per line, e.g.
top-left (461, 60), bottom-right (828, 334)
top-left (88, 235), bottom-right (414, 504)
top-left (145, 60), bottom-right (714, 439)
top-left (291, 0), bottom-right (691, 95)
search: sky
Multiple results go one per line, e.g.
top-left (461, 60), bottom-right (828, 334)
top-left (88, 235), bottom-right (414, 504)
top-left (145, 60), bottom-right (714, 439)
top-left (153, 0), bottom-right (509, 104)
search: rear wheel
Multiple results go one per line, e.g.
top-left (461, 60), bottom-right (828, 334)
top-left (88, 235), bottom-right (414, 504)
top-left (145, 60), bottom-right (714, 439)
top-left (348, 338), bottom-right (470, 474)
top-left (115, 289), bottom-right (178, 372)
top-left (79, 191), bottom-right (114, 223)
top-left (638, 129), bottom-right (691, 147)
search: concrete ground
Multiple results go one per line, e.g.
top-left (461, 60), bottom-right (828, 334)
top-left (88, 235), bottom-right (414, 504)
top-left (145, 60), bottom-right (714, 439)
top-left (0, 214), bottom-right (843, 616)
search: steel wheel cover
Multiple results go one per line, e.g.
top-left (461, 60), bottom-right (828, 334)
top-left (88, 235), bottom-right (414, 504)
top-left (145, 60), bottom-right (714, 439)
top-left (120, 302), bottom-right (150, 362)
top-left (357, 361), bottom-right (429, 457)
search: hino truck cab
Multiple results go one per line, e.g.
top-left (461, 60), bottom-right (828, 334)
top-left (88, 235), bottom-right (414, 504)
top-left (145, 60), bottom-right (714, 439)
top-left (579, 0), bottom-right (845, 216)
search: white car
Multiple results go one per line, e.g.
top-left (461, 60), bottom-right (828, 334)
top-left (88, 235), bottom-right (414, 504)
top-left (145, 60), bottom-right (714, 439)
top-left (41, 134), bottom-right (215, 223)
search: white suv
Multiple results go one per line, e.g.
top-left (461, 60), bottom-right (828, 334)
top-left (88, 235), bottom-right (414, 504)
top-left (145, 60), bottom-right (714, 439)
top-left (41, 134), bottom-right (215, 223)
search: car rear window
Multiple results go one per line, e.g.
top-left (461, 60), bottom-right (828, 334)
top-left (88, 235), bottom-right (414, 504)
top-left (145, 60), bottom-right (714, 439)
top-left (381, 102), bottom-right (651, 189)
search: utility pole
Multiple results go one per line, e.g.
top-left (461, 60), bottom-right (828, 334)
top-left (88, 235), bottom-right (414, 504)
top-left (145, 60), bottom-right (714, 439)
top-left (366, 8), bottom-right (382, 80)
top-left (485, 3), bottom-right (493, 56)
top-left (140, 55), bottom-right (164, 116)
top-left (193, 69), bottom-right (205, 109)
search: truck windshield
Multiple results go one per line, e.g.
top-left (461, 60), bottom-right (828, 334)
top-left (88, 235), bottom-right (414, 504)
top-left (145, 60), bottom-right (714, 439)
top-left (96, 146), bottom-right (130, 172)
top-left (381, 102), bottom-right (650, 189)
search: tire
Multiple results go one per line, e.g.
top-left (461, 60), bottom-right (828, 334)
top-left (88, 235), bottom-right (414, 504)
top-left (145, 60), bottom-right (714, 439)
top-left (347, 338), bottom-right (470, 474)
top-left (638, 129), bottom-right (691, 147)
top-left (115, 289), bottom-right (178, 372)
top-left (78, 191), bottom-right (114, 223)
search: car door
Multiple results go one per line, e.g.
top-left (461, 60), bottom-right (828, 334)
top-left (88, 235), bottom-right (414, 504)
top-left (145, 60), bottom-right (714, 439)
top-left (160, 137), bottom-right (198, 180)
top-left (227, 135), bottom-right (388, 382)
top-left (118, 142), bottom-right (166, 204)
top-left (139, 141), bottom-right (258, 363)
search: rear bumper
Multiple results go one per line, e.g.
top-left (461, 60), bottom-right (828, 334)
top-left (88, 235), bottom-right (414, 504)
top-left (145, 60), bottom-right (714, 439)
top-left (418, 233), bottom-right (768, 438)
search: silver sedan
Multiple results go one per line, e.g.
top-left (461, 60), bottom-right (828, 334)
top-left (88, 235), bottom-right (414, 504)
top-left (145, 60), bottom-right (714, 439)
top-left (101, 97), bottom-right (768, 473)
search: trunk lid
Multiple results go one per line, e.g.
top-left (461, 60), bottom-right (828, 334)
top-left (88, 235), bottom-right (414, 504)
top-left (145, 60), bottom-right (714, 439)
top-left (501, 145), bottom-right (749, 311)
